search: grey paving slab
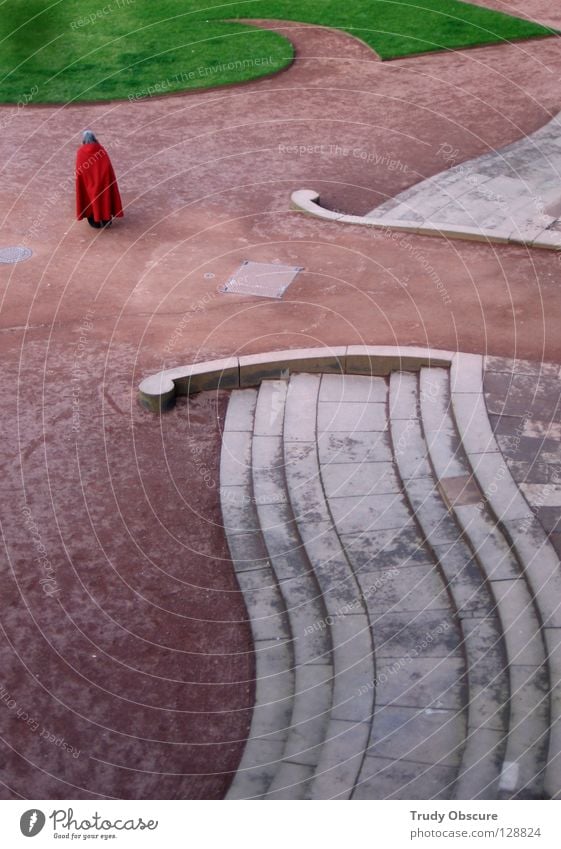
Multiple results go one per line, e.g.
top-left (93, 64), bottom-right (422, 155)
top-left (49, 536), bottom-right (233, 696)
top-left (543, 626), bottom-right (561, 671)
top-left (284, 441), bottom-right (331, 525)
top-left (289, 604), bottom-right (333, 666)
top-left (225, 529), bottom-right (272, 573)
top-left (452, 392), bottom-right (500, 458)
top-left (375, 655), bottom-right (464, 711)
top-left (507, 458), bottom-right (561, 485)
top-left (518, 418), bottom-right (561, 440)
top-left (520, 483), bottom-right (561, 507)
top-left (304, 547), bottom-right (364, 610)
top-left (223, 387), bottom-right (257, 432)
top-left (510, 664), bottom-right (549, 733)
top-left (266, 762), bottom-right (315, 799)
top-left (501, 729), bottom-right (548, 797)
top-left (226, 738), bottom-right (287, 799)
top-left (250, 638), bottom-right (295, 743)
top-left (282, 664), bottom-right (333, 766)
top-left (355, 756), bottom-right (457, 800)
top-left (485, 357), bottom-right (560, 378)
top-left (253, 380), bottom-right (287, 436)
top-left (256, 501), bottom-right (307, 573)
top-left (340, 523), bottom-right (435, 572)
top-left (550, 532), bottom-right (561, 560)
top-left (403, 477), bottom-right (462, 545)
top-left (460, 616), bottom-right (506, 672)
top-left (220, 485), bottom-right (263, 534)
top-left (318, 429), bottom-right (393, 464)
top-left (358, 562), bottom-right (451, 614)
top-left (283, 373), bottom-right (320, 442)
top-left (490, 579), bottom-right (544, 667)
top-left (322, 460), bottom-right (400, 499)
top-left (276, 571), bottom-right (324, 616)
top-left (254, 499), bottom-right (334, 662)
top-left (372, 608), bottom-right (462, 659)
top-left (446, 557), bottom-right (495, 617)
top-left (465, 646), bottom-right (509, 733)
top-left (317, 401), bottom-right (388, 433)
top-left (328, 491), bottom-right (412, 535)
top-left (329, 613), bottom-right (375, 723)
top-left (420, 367), bottom-right (453, 427)
top-left (535, 507), bottom-right (561, 533)
top-left (432, 536), bottom-right (476, 576)
top-left (252, 434), bottom-right (288, 507)
top-left (427, 430), bottom-right (467, 481)
top-left (391, 417), bottom-right (434, 478)
top-left (220, 430), bottom-right (252, 488)
top-left (237, 568), bottom-right (291, 642)
top-left (453, 505), bottom-right (521, 581)
top-left (471, 451), bottom-right (534, 522)
top-left (438, 475), bottom-right (483, 508)
top-left (332, 652), bottom-right (376, 723)
top-left (319, 373), bottom-right (387, 404)
top-left (451, 353), bottom-right (484, 395)
top-left (368, 704), bottom-right (465, 767)
top-left (308, 719), bottom-right (371, 799)
top-left (485, 372), bottom-right (561, 421)
top-left (389, 371), bottom-right (418, 420)
top-left (542, 628), bottom-right (561, 798)
top-left (494, 431), bottom-right (560, 464)
top-left (454, 726), bottom-right (505, 800)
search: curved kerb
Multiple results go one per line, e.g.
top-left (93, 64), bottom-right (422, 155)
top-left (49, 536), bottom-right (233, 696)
top-left (290, 190), bottom-right (561, 251)
top-left (138, 346), bottom-right (454, 412)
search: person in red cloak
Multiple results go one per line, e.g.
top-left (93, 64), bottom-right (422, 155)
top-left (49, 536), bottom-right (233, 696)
top-left (75, 130), bottom-right (123, 229)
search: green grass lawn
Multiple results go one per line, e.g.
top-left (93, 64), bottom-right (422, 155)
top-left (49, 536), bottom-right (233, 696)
top-left (0, 1), bottom-right (555, 104)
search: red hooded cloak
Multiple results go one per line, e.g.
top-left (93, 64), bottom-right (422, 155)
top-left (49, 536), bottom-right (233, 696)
top-left (75, 142), bottom-right (124, 222)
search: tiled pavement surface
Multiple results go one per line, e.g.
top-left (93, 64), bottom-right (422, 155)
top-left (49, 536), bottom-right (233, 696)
top-left (364, 111), bottom-right (561, 247)
top-left (485, 356), bottom-right (561, 556)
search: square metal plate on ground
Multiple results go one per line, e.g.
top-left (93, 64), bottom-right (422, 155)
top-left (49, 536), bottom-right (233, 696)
top-left (220, 260), bottom-right (303, 299)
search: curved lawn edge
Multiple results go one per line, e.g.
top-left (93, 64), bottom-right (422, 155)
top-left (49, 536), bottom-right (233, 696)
top-left (0, 0), bottom-right (557, 105)
top-left (0, 19), bottom-right (295, 105)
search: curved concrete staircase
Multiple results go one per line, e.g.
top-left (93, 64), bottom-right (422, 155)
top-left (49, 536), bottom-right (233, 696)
top-left (219, 354), bottom-right (561, 799)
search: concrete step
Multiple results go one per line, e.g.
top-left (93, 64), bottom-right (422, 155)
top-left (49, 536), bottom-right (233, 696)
top-left (450, 354), bottom-right (561, 799)
top-left (224, 380), bottom-right (339, 799)
top-left (252, 380), bottom-right (334, 798)
top-left (283, 373), bottom-right (376, 799)
top-left (389, 369), bottom-right (509, 798)
top-left (311, 372), bottom-right (465, 799)
top-left (220, 388), bottom-right (298, 800)
top-left (419, 365), bottom-right (549, 798)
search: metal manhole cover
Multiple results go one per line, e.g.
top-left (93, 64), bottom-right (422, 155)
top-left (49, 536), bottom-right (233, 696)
top-left (220, 260), bottom-right (303, 299)
top-left (0, 246), bottom-right (33, 264)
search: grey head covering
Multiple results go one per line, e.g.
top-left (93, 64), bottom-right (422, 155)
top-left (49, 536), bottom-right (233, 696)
top-left (82, 130), bottom-right (98, 144)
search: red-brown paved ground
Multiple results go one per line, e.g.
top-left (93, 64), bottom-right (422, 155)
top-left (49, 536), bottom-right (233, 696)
top-left (1, 3), bottom-right (561, 798)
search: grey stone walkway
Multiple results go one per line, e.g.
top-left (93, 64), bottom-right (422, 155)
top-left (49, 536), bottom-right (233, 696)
top-left (365, 112), bottom-right (561, 247)
top-left (485, 357), bottom-right (561, 556)
top-left (291, 111), bottom-right (561, 249)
